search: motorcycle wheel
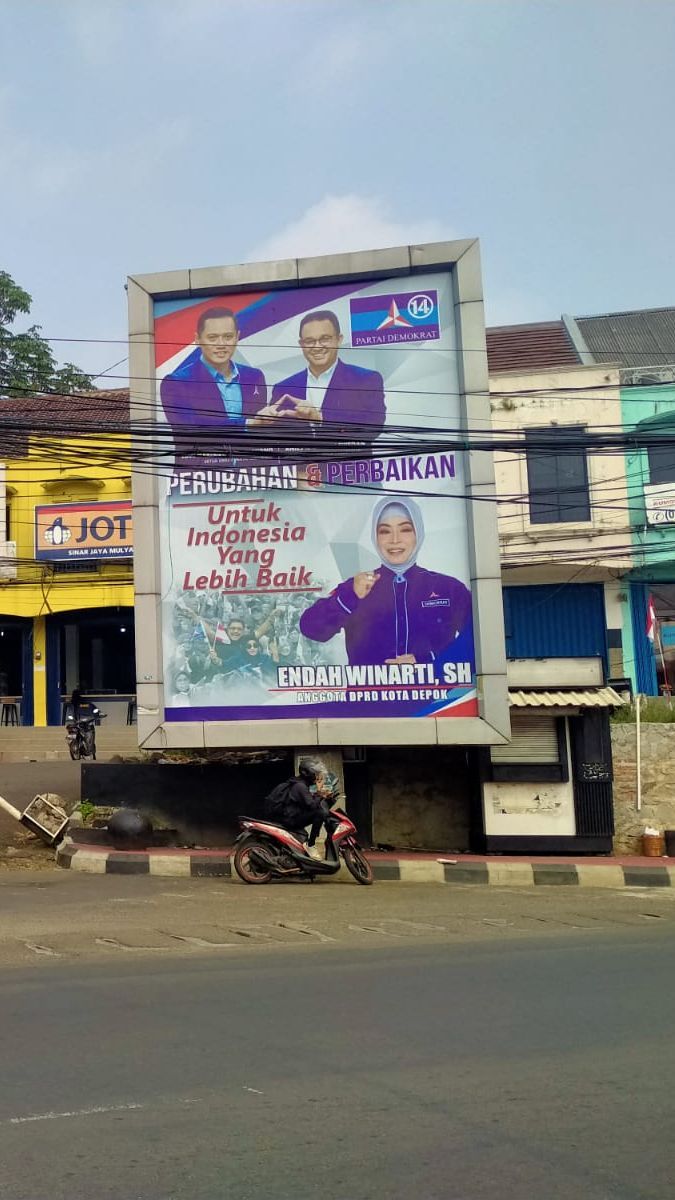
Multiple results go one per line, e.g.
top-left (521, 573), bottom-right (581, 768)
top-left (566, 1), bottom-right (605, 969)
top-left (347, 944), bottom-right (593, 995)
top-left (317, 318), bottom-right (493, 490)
top-left (68, 741), bottom-right (81, 761)
top-left (342, 845), bottom-right (373, 885)
top-left (233, 836), bottom-right (273, 884)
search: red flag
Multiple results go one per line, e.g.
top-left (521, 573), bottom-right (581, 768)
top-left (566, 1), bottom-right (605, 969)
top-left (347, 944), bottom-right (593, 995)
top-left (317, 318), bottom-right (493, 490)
top-left (646, 595), bottom-right (656, 643)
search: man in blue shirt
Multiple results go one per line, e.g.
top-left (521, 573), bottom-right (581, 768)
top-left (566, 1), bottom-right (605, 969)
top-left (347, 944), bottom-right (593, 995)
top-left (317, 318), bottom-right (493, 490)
top-left (160, 307), bottom-right (267, 445)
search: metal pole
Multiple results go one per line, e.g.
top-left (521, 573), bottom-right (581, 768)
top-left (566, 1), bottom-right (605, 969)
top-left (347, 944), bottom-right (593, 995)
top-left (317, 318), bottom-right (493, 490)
top-left (0, 794), bottom-right (22, 823)
top-left (636, 694), bottom-right (642, 812)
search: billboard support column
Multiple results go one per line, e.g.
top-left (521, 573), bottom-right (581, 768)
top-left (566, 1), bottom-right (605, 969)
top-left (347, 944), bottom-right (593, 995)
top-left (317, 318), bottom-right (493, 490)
top-left (294, 746), bottom-right (345, 798)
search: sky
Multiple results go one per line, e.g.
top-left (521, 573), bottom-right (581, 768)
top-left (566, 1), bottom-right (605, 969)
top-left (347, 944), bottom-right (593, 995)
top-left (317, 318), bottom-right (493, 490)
top-left (2, 0), bottom-right (674, 381)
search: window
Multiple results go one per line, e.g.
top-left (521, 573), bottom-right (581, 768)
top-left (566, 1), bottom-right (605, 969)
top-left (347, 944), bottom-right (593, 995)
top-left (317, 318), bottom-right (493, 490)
top-left (525, 426), bottom-right (590, 524)
top-left (647, 443), bottom-right (675, 485)
top-left (52, 561), bottom-right (99, 574)
top-left (5, 505), bottom-right (10, 542)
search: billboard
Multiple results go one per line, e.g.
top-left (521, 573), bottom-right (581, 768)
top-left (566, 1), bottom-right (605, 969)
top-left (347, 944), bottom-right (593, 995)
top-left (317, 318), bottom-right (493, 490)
top-left (129, 242), bottom-right (509, 748)
top-left (35, 501), bottom-right (133, 561)
top-left (157, 272), bottom-right (475, 722)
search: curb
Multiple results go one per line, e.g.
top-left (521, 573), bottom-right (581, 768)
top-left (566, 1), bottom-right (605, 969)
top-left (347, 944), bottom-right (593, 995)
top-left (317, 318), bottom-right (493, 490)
top-left (55, 841), bottom-right (675, 887)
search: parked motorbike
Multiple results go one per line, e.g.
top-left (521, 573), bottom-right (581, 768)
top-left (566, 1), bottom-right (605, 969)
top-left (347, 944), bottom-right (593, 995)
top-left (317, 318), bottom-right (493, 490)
top-left (65, 708), bottom-right (106, 760)
top-left (233, 807), bottom-right (373, 885)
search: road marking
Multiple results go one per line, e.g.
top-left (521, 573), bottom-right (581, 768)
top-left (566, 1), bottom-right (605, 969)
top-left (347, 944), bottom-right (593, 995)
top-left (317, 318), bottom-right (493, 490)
top-left (23, 942), bottom-right (62, 957)
top-left (243, 1087), bottom-right (264, 1095)
top-left (5, 1095), bottom-right (205, 1126)
top-left (6, 1103), bottom-right (144, 1125)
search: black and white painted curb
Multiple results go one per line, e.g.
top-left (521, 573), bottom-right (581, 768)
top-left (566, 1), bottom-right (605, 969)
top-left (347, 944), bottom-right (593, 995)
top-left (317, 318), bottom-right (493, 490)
top-left (55, 840), bottom-right (675, 886)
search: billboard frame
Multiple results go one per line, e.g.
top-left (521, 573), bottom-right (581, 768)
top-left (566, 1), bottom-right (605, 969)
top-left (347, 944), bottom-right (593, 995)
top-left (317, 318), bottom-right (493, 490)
top-left (128, 240), bottom-right (509, 749)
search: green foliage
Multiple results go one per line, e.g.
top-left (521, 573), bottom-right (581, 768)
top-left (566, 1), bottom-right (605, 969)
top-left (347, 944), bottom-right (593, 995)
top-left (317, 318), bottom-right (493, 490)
top-left (611, 697), bottom-right (675, 724)
top-left (78, 800), bottom-right (96, 825)
top-left (0, 270), bottom-right (93, 396)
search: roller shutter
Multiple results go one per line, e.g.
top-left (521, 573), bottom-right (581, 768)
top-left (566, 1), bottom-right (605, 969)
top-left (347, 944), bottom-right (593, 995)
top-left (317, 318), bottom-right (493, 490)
top-left (491, 714), bottom-right (559, 764)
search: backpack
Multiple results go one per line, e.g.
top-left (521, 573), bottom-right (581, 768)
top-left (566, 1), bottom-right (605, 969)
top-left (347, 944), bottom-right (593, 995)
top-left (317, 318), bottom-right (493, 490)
top-left (265, 779), bottom-right (295, 817)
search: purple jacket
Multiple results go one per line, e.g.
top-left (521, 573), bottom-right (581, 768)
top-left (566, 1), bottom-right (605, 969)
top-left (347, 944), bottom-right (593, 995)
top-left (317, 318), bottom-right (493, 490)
top-left (299, 564), bottom-right (473, 666)
top-left (271, 359), bottom-right (385, 445)
top-left (160, 350), bottom-right (267, 431)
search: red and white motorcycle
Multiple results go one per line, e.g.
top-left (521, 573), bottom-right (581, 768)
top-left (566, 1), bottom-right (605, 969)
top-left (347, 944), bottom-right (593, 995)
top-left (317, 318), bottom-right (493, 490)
top-left (233, 808), bottom-right (373, 885)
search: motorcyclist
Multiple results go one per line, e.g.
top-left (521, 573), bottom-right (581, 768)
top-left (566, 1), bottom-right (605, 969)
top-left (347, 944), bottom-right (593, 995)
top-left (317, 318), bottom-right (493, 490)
top-left (265, 757), bottom-right (339, 858)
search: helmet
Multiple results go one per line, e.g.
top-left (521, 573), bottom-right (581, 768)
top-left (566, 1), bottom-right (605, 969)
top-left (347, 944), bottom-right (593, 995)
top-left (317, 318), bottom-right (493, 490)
top-left (298, 757), bottom-right (325, 784)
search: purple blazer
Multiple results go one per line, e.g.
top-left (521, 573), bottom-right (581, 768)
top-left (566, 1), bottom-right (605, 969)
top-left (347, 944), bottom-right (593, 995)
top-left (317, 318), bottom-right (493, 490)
top-left (160, 349), bottom-right (267, 431)
top-left (299, 564), bottom-right (474, 667)
top-left (271, 358), bottom-right (385, 445)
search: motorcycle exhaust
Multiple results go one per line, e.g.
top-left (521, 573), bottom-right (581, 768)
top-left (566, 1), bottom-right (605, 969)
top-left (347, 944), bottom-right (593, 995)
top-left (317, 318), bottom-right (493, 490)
top-left (249, 845), bottom-right (300, 875)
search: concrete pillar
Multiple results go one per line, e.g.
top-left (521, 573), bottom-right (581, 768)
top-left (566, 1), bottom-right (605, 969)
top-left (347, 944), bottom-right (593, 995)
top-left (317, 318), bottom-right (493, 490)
top-left (33, 616), bottom-right (47, 727)
top-left (293, 747), bottom-right (345, 795)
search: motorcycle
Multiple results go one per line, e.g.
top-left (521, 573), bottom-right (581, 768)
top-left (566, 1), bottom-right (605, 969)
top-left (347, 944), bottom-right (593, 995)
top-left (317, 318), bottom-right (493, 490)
top-left (233, 807), bottom-right (373, 885)
top-left (65, 707), bottom-right (106, 760)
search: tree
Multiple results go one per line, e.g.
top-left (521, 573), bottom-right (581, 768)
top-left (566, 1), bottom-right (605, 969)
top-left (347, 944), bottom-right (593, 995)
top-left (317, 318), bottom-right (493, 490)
top-left (0, 270), bottom-right (93, 396)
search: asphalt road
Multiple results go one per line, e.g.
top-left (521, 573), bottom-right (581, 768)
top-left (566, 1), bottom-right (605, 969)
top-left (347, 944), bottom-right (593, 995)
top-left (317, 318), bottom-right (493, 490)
top-left (1, 877), bottom-right (674, 1198)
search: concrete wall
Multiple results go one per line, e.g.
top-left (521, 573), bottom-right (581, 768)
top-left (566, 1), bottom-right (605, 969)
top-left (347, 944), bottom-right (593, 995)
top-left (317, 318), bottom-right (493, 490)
top-left (489, 364), bottom-right (631, 585)
top-left (370, 747), bottom-right (472, 850)
top-left (612, 724), bottom-right (675, 852)
top-left (483, 778), bottom-right (576, 837)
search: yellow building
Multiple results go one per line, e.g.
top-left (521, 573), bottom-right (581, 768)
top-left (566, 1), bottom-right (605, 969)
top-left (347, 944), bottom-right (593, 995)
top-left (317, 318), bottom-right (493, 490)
top-left (0, 391), bottom-right (134, 725)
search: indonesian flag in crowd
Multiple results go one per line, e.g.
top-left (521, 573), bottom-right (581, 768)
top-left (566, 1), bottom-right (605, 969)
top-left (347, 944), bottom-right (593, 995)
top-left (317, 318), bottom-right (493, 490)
top-left (213, 622), bottom-right (229, 645)
top-left (646, 595), bottom-right (656, 643)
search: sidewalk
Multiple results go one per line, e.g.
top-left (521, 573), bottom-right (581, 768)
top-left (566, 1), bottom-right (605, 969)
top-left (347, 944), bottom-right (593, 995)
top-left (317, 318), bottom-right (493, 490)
top-left (55, 837), bottom-right (675, 887)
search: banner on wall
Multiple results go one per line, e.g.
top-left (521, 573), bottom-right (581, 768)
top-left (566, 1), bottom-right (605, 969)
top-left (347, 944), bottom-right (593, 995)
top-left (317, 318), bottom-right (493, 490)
top-left (35, 501), bottom-right (133, 561)
top-left (155, 271), bottom-right (478, 722)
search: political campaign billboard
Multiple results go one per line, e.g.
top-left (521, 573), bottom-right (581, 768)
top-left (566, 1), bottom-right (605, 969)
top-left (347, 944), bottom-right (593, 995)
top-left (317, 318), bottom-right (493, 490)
top-left (129, 242), bottom-right (508, 748)
top-left (156, 271), bottom-right (475, 722)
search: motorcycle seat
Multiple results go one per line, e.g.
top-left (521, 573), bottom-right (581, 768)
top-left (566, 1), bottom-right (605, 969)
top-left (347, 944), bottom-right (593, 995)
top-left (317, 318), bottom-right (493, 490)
top-left (239, 816), bottom-right (287, 829)
top-left (239, 817), bottom-right (308, 841)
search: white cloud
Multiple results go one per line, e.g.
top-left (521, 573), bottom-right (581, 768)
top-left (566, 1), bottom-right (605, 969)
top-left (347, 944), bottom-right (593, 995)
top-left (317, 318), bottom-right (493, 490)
top-left (248, 194), bottom-right (452, 262)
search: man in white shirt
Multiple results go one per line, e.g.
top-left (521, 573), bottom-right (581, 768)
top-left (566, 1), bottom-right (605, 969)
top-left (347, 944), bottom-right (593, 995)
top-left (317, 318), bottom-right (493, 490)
top-left (261, 309), bottom-right (385, 447)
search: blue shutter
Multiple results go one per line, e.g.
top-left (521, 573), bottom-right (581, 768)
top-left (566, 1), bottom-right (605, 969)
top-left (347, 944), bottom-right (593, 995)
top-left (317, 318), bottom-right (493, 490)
top-left (503, 584), bottom-right (608, 667)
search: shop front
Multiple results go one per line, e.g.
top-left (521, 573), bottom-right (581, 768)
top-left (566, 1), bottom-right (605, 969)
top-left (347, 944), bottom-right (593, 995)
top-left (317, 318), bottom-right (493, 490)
top-left (46, 607), bottom-right (136, 725)
top-left (479, 657), bottom-right (625, 854)
top-left (0, 616), bottom-right (33, 725)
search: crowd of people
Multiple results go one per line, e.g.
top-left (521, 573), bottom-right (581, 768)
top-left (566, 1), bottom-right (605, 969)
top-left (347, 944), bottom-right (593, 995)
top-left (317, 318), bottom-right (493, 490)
top-left (167, 588), bottom-right (334, 706)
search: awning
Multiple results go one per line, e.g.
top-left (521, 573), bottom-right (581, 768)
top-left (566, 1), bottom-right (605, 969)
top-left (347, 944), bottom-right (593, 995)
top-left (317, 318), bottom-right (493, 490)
top-left (509, 687), bottom-right (625, 709)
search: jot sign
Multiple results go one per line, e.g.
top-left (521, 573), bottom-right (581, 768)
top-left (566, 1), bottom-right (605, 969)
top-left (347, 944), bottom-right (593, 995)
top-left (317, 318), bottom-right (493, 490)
top-left (35, 501), bottom-right (133, 561)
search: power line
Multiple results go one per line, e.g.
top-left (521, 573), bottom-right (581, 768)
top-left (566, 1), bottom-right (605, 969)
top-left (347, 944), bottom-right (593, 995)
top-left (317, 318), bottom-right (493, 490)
top-left (20, 331), bottom-right (675, 363)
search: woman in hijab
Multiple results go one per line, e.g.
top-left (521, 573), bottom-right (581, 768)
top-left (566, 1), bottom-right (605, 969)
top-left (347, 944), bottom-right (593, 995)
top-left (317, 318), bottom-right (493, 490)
top-left (232, 636), bottom-right (277, 683)
top-left (299, 497), bottom-right (474, 668)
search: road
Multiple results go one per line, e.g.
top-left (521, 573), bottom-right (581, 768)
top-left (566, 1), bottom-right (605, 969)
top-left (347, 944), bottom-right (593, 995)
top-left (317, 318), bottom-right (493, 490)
top-left (1, 876), bottom-right (674, 1199)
